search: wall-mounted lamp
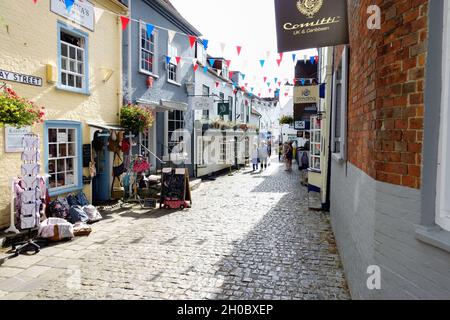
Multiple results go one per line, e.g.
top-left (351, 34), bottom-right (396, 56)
top-left (101, 68), bottom-right (114, 83)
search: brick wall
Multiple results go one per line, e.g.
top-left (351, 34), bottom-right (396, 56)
top-left (339, 0), bottom-right (428, 189)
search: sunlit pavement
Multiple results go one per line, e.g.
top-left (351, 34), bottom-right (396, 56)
top-left (0, 158), bottom-right (350, 300)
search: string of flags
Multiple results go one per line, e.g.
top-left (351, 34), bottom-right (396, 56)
top-left (36, 0), bottom-right (320, 97)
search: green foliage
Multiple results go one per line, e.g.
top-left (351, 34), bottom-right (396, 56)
top-left (0, 87), bottom-right (45, 128)
top-left (279, 115), bottom-right (294, 125)
top-left (120, 104), bottom-right (155, 133)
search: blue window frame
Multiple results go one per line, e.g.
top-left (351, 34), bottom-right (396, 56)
top-left (57, 21), bottom-right (89, 95)
top-left (44, 121), bottom-right (83, 197)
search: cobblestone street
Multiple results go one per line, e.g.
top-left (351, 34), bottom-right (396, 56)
top-left (0, 159), bottom-right (350, 300)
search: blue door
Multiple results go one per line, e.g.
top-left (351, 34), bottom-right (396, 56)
top-left (92, 130), bottom-right (111, 204)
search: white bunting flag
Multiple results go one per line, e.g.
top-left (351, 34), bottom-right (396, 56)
top-left (222, 82), bottom-right (227, 88)
top-left (266, 51), bottom-right (271, 59)
top-left (168, 30), bottom-right (176, 44)
top-left (94, 7), bottom-right (104, 23)
top-left (304, 55), bottom-right (308, 64)
top-left (217, 69), bottom-right (222, 77)
top-left (220, 43), bottom-right (226, 55)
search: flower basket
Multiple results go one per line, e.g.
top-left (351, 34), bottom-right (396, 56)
top-left (279, 115), bottom-right (294, 125)
top-left (120, 104), bottom-right (155, 133)
top-left (0, 87), bottom-right (45, 127)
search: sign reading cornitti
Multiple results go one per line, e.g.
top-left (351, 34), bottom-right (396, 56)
top-left (274, 0), bottom-right (349, 52)
top-left (50, 0), bottom-right (95, 32)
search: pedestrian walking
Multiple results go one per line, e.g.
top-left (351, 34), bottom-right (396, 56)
top-left (278, 142), bottom-right (283, 162)
top-left (259, 142), bottom-right (269, 170)
top-left (251, 144), bottom-right (259, 172)
top-left (284, 141), bottom-right (294, 171)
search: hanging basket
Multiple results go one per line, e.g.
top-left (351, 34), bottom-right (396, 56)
top-left (120, 104), bottom-right (155, 133)
top-left (0, 87), bottom-right (45, 127)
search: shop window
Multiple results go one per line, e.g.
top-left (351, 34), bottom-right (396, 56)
top-left (331, 46), bottom-right (348, 161)
top-left (140, 22), bottom-right (158, 76)
top-left (310, 116), bottom-right (322, 171)
top-left (45, 121), bottom-right (82, 196)
top-left (58, 22), bottom-right (88, 94)
top-left (168, 110), bottom-right (185, 156)
top-left (219, 137), bottom-right (227, 164)
top-left (436, 3), bottom-right (450, 232)
top-left (167, 43), bottom-right (179, 84)
top-left (219, 92), bottom-right (225, 120)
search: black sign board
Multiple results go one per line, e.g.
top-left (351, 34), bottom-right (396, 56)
top-left (274, 0), bottom-right (349, 53)
top-left (218, 103), bottom-right (230, 116)
top-left (160, 168), bottom-right (192, 207)
top-left (82, 144), bottom-right (91, 168)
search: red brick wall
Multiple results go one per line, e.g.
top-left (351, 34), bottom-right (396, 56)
top-left (337, 0), bottom-right (428, 189)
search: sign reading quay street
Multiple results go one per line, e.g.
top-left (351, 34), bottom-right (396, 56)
top-left (0, 69), bottom-right (42, 87)
top-left (50, 0), bottom-right (95, 32)
top-left (274, 0), bottom-right (349, 52)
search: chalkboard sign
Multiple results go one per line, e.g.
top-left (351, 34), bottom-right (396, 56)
top-left (160, 168), bottom-right (192, 204)
top-left (83, 144), bottom-right (91, 167)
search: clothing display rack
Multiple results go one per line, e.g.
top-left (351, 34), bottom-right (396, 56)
top-left (12, 133), bottom-right (42, 256)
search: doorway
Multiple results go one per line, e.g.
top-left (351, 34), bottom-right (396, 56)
top-left (92, 130), bottom-right (111, 205)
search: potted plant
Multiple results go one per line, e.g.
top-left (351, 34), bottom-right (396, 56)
top-left (279, 115), bottom-right (294, 126)
top-left (0, 87), bottom-right (45, 127)
top-left (120, 104), bottom-right (155, 133)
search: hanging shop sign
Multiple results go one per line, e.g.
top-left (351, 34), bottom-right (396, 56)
top-left (218, 103), bottom-right (230, 116)
top-left (4, 125), bottom-right (32, 152)
top-left (274, 0), bottom-right (349, 52)
top-left (294, 86), bottom-right (319, 104)
top-left (294, 121), bottom-right (310, 130)
top-left (0, 69), bottom-right (42, 87)
top-left (50, 0), bottom-right (95, 32)
top-left (192, 96), bottom-right (214, 110)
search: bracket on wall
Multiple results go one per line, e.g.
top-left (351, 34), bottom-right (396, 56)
top-left (101, 68), bottom-right (114, 83)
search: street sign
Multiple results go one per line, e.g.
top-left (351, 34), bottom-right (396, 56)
top-left (218, 103), bottom-right (230, 116)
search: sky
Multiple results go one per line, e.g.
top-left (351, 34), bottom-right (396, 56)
top-left (169, 0), bottom-right (317, 103)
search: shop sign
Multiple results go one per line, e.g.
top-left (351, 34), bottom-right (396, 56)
top-left (4, 125), bottom-right (32, 152)
top-left (294, 86), bottom-right (319, 104)
top-left (274, 0), bottom-right (349, 52)
top-left (50, 0), bottom-right (95, 32)
top-left (218, 103), bottom-right (230, 116)
top-left (192, 96), bottom-right (214, 110)
top-left (0, 69), bottom-right (42, 87)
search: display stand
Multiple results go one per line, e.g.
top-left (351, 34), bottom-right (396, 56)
top-left (13, 133), bottom-right (41, 256)
top-left (5, 178), bottom-right (20, 234)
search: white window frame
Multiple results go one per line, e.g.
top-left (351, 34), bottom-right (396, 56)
top-left (331, 45), bottom-right (348, 162)
top-left (310, 116), bottom-right (322, 172)
top-left (167, 42), bottom-right (180, 86)
top-left (202, 85), bottom-right (210, 120)
top-left (166, 110), bottom-right (186, 161)
top-left (139, 22), bottom-right (159, 77)
top-left (436, 2), bottom-right (450, 232)
top-left (196, 42), bottom-right (207, 66)
top-left (47, 127), bottom-right (78, 192)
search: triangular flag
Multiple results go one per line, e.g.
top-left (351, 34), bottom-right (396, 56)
top-left (208, 59), bottom-right (215, 67)
top-left (193, 63), bottom-right (199, 72)
top-left (301, 79), bottom-right (306, 85)
top-left (241, 73), bottom-right (246, 80)
top-left (146, 24), bottom-right (155, 37)
top-left (222, 82), bottom-right (227, 88)
top-left (217, 69), bottom-right (222, 76)
top-left (263, 76), bottom-right (267, 83)
top-left (168, 30), bottom-right (176, 44)
top-left (260, 60), bottom-right (265, 68)
top-left (229, 71), bottom-right (234, 79)
top-left (250, 87), bottom-right (254, 92)
top-left (279, 52), bottom-right (284, 61)
top-left (315, 56), bottom-right (319, 63)
top-left (292, 53), bottom-right (297, 63)
top-left (94, 7), bottom-right (104, 23)
top-left (175, 56), bottom-right (181, 65)
top-left (278, 81), bottom-right (282, 87)
top-left (276, 59), bottom-right (282, 67)
top-left (304, 55), bottom-right (308, 63)
top-left (220, 43), bottom-right (226, 54)
top-left (274, 77), bottom-right (278, 84)
top-left (65, 0), bottom-right (74, 13)
top-left (258, 93), bottom-right (261, 97)
top-left (267, 82), bottom-right (271, 87)
top-left (269, 89), bottom-right (272, 93)
top-left (165, 56), bottom-right (172, 64)
top-left (203, 66), bottom-right (208, 73)
top-left (236, 46), bottom-right (242, 56)
top-left (202, 39), bottom-right (209, 50)
top-left (215, 81), bottom-right (220, 88)
top-left (310, 56), bottom-right (315, 64)
top-left (249, 93), bottom-right (253, 98)
top-left (120, 16), bottom-right (130, 31)
top-left (285, 92), bottom-right (289, 97)
top-left (226, 60), bottom-right (231, 68)
top-left (245, 83), bottom-right (248, 88)
top-left (266, 51), bottom-right (271, 59)
top-left (241, 86), bottom-right (245, 91)
top-left (188, 35), bottom-right (197, 48)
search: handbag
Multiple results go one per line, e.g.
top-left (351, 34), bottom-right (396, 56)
top-left (113, 152), bottom-right (126, 177)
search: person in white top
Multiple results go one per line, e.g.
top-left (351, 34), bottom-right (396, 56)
top-left (251, 143), bottom-right (259, 172)
top-left (259, 142), bottom-right (269, 170)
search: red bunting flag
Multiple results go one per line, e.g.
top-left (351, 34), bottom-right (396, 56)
top-left (236, 46), bottom-right (242, 56)
top-left (226, 60), bottom-right (231, 68)
top-left (279, 52), bottom-right (284, 61)
top-left (276, 59), bottom-right (282, 67)
top-left (263, 76), bottom-right (267, 83)
top-left (215, 81), bottom-right (219, 88)
top-left (258, 93), bottom-right (261, 97)
top-left (285, 92), bottom-right (289, 97)
top-left (188, 35), bottom-right (197, 48)
top-left (315, 56), bottom-right (319, 63)
top-left (175, 56), bottom-right (181, 64)
top-left (269, 89), bottom-right (272, 93)
top-left (229, 71), bottom-right (234, 79)
top-left (193, 63), bottom-right (198, 72)
top-left (120, 16), bottom-right (130, 31)
top-left (245, 83), bottom-right (248, 87)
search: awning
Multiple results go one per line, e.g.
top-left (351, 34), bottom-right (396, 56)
top-left (137, 98), bottom-right (188, 112)
top-left (86, 122), bottom-right (126, 131)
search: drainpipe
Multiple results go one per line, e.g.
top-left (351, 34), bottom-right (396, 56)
top-left (127, 0), bottom-right (132, 104)
top-left (325, 47), bottom-right (335, 212)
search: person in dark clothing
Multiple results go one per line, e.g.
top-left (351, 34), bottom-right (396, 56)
top-left (278, 143), bottom-right (283, 162)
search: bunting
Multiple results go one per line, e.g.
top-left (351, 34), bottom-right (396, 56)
top-left (146, 23), bottom-right (155, 37)
top-left (209, 59), bottom-right (215, 67)
top-left (215, 81), bottom-right (220, 88)
top-left (229, 71), bottom-right (234, 79)
top-left (168, 30), bottom-right (176, 44)
top-left (202, 39), bottom-right (209, 50)
top-left (165, 56), bottom-right (171, 65)
top-left (188, 35), bottom-right (197, 48)
top-left (93, 7), bottom-right (104, 23)
top-left (259, 60), bottom-right (265, 68)
top-left (226, 60), bottom-right (231, 68)
top-left (203, 66), bottom-right (208, 73)
top-left (175, 56), bottom-right (181, 65)
top-left (292, 53), bottom-right (297, 63)
top-left (65, 0), bottom-right (74, 13)
top-left (236, 46), bottom-right (242, 56)
top-left (120, 16), bottom-right (130, 31)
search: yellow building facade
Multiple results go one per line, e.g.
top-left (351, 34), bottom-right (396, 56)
top-left (0, 0), bottom-right (127, 228)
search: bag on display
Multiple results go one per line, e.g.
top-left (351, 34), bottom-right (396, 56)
top-left (68, 205), bottom-right (89, 224)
